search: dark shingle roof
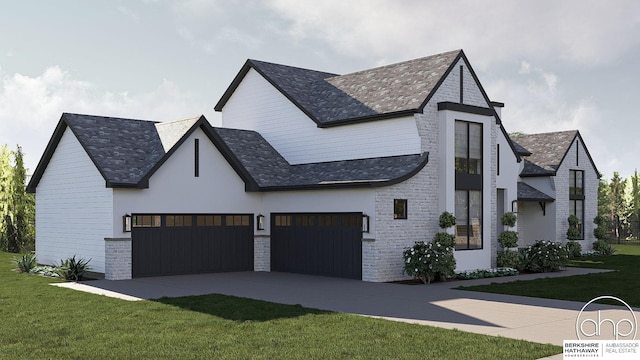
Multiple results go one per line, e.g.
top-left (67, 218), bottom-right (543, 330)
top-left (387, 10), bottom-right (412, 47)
top-left (517, 182), bottom-right (555, 202)
top-left (510, 130), bottom-right (578, 176)
top-left (64, 114), bottom-right (165, 185)
top-left (27, 113), bottom-right (429, 193)
top-left (215, 50), bottom-right (463, 126)
top-left (211, 127), bottom-right (429, 190)
top-left (510, 139), bottom-right (532, 156)
top-left (27, 113), bottom-right (205, 192)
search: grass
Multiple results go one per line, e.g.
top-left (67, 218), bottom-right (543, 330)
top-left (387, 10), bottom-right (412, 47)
top-left (0, 251), bottom-right (561, 359)
top-left (459, 244), bottom-right (640, 307)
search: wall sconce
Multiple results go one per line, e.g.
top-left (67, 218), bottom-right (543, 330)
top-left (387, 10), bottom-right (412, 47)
top-left (123, 214), bottom-right (132, 232)
top-left (256, 214), bottom-right (265, 230)
top-left (511, 200), bottom-right (518, 214)
top-left (362, 214), bottom-right (370, 233)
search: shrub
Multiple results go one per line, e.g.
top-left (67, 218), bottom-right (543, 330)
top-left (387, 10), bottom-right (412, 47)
top-left (565, 240), bottom-right (582, 258)
top-left (12, 252), bottom-right (37, 273)
top-left (56, 255), bottom-right (91, 281)
top-left (497, 250), bottom-right (520, 268)
top-left (433, 232), bottom-right (455, 248)
top-left (592, 239), bottom-right (616, 256)
top-left (566, 215), bottom-right (581, 240)
top-left (593, 215), bottom-right (608, 241)
top-left (501, 212), bottom-right (517, 227)
top-left (402, 212), bottom-right (457, 284)
top-left (438, 211), bottom-right (457, 229)
top-left (455, 267), bottom-right (518, 280)
top-left (518, 240), bottom-right (568, 273)
top-left (498, 231), bottom-right (518, 248)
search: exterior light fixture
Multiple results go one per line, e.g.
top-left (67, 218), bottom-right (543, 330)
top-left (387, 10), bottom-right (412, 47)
top-left (362, 214), bottom-right (370, 233)
top-left (256, 214), bottom-right (265, 230)
top-left (511, 200), bottom-right (518, 214)
top-left (123, 214), bottom-right (132, 232)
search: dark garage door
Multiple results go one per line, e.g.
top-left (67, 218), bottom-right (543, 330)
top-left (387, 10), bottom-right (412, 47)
top-left (271, 213), bottom-right (363, 280)
top-left (132, 214), bottom-right (253, 277)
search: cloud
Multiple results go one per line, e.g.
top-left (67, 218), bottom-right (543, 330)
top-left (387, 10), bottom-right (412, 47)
top-left (0, 66), bottom-right (204, 173)
top-left (266, 0), bottom-right (640, 67)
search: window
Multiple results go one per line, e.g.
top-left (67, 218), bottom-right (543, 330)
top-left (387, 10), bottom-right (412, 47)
top-left (226, 215), bottom-right (250, 226)
top-left (455, 120), bottom-right (483, 249)
top-left (275, 215), bottom-right (292, 227)
top-left (570, 170), bottom-right (584, 196)
top-left (394, 199), bottom-right (407, 219)
top-left (455, 190), bottom-right (482, 249)
top-left (455, 121), bottom-right (482, 175)
top-left (196, 215), bottom-right (222, 226)
top-left (496, 144), bottom-right (500, 176)
top-left (570, 170), bottom-right (585, 239)
top-left (132, 215), bottom-right (161, 228)
top-left (166, 215), bottom-right (193, 227)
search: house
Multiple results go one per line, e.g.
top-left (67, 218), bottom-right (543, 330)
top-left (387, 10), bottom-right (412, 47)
top-left (511, 131), bottom-right (599, 249)
top-left (26, 49), bottom-right (597, 282)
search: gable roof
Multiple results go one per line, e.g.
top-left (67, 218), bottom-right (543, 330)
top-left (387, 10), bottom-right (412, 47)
top-left (27, 113), bottom-right (429, 193)
top-left (27, 113), bottom-right (206, 192)
top-left (215, 50), bottom-right (464, 127)
top-left (510, 130), bottom-right (599, 177)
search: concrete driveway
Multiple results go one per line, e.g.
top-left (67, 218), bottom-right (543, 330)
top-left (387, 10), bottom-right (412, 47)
top-left (54, 267), bottom-right (619, 350)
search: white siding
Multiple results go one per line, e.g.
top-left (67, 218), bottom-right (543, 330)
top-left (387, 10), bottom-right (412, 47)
top-left (35, 128), bottom-right (113, 273)
top-left (112, 127), bottom-right (262, 237)
top-left (220, 68), bottom-right (421, 164)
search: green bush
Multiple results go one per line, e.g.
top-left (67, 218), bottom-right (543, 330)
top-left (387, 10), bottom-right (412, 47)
top-left (566, 215), bottom-right (581, 240)
top-left (498, 231), bottom-right (518, 248)
top-left (501, 212), bottom-right (517, 227)
top-left (12, 252), bottom-right (37, 273)
top-left (433, 232), bottom-right (455, 247)
top-left (438, 211), bottom-right (457, 229)
top-left (565, 240), bottom-right (582, 258)
top-left (518, 240), bottom-right (568, 273)
top-left (497, 250), bottom-right (520, 268)
top-left (56, 255), bottom-right (91, 281)
top-left (593, 215), bottom-right (607, 241)
top-left (455, 267), bottom-right (518, 280)
top-left (592, 240), bottom-right (616, 256)
top-left (402, 212), bottom-right (457, 284)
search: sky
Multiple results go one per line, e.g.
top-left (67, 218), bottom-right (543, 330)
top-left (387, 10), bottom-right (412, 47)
top-left (1, 0), bottom-right (639, 180)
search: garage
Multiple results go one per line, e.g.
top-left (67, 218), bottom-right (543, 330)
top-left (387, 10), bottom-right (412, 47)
top-left (131, 214), bottom-right (254, 277)
top-left (270, 213), bottom-right (363, 280)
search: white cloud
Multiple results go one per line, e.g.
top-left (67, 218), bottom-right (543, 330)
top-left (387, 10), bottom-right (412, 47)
top-left (0, 66), bottom-right (204, 173)
top-left (266, 0), bottom-right (640, 67)
top-left (519, 61), bottom-right (531, 74)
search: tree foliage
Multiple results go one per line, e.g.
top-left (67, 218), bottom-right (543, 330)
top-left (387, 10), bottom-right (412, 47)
top-left (0, 145), bottom-right (35, 252)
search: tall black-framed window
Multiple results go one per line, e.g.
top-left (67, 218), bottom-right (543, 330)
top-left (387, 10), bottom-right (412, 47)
top-left (570, 170), bottom-right (584, 239)
top-left (454, 120), bottom-right (483, 249)
top-left (194, 138), bottom-right (200, 177)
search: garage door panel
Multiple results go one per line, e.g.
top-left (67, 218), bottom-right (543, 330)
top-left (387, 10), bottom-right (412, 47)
top-left (271, 213), bottom-right (362, 280)
top-left (132, 214), bottom-right (253, 277)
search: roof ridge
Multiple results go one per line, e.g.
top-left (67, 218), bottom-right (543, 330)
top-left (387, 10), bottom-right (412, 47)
top-left (336, 49), bottom-right (462, 78)
top-left (248, 59), bottom-right (339, 78)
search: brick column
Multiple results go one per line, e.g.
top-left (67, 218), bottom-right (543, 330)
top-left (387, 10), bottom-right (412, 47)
top-left (104, 238), bottom-right (132, 280)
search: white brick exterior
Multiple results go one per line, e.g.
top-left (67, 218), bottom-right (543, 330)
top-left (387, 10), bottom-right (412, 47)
top-left (367, 58), bottom-right (509, 282)
top-left (104, 238), bottom-right (131, 280)
top-left (254, 236), bottom-right (270, 271)
top-left (518, 136), bottom-right (598, 251)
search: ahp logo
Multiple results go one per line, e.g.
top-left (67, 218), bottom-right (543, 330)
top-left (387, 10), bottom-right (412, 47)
top-left (576, 296), bottom-right (638, 340)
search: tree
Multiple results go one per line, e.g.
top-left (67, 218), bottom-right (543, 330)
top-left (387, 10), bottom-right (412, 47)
top-left (609, 172), bottom-right (627, 240)
top-left (0, 145), bottom-right (35, 252)
top-left (0, 145), bottom-right (10, 251)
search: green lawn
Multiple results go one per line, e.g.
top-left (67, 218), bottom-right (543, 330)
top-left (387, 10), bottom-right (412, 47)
top-left (0, 251), bottom-right (560, 359)
top-left (459, 244), bottom-right (640, 307)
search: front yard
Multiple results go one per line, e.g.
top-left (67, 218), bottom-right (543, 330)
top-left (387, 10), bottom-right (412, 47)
top-left (459, 244), bottom-right (640, 307)
top-left (0, 251), bottom-right (560, 359)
